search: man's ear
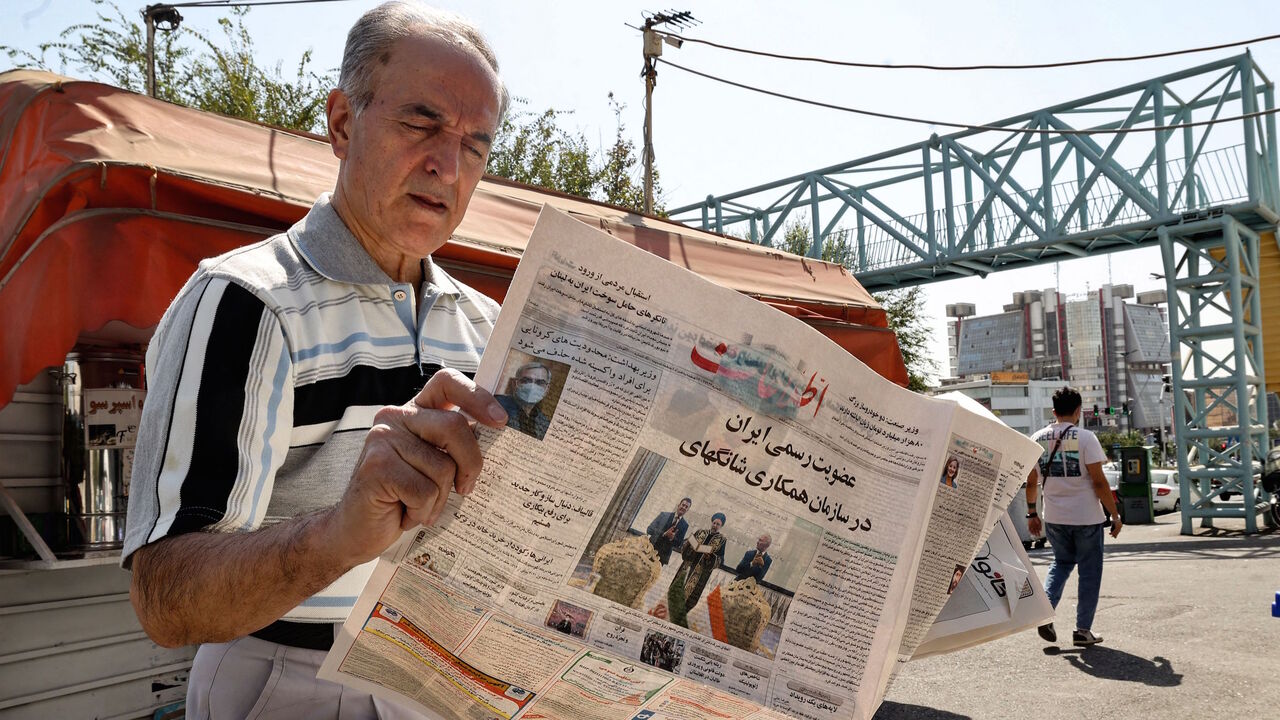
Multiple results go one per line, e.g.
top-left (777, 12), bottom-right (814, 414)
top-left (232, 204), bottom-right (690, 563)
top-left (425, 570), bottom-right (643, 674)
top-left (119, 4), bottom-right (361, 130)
top-left (327, 89), bottom-right (353, 160)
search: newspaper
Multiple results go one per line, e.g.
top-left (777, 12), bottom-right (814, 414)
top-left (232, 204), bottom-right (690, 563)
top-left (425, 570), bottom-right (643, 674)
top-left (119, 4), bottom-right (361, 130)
top-left (319, 207), bottom-right (1046, 720)
top-left (911, 513), bottom-right (1053, 660)
top-left (886, 391), bottom-right (1051, 672)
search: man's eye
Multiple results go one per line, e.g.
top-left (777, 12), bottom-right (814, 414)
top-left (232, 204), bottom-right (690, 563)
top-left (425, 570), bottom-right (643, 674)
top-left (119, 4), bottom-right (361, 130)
top-left (464, 142), bottom-right (485, 158)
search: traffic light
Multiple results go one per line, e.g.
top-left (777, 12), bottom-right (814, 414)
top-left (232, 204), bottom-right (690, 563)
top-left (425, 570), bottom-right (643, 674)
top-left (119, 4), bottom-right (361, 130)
top-left (1162, 374), bottom-right (1172, 393)
top-left (1122, 402), bottom-right (1129, 415)
top-left (1105, 406), bottom-right (1115, 415)
top-left (1093, 404), bottom-right (1100, 415)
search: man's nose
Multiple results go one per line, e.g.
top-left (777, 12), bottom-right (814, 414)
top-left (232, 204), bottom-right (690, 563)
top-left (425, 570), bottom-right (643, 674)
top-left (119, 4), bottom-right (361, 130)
top-left (423, 135), bottom-right (461, 184)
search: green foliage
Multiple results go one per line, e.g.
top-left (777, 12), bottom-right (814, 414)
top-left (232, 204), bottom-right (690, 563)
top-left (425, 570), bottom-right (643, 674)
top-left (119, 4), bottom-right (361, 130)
top-left (768, 216), bottom-right (935, 391)
top-left (872, 286), bottom-right (938, 393)
top-left (182, 11), bottom-right (331, 133)
top-left (1095, 430), bottom-right (1147, 459)
top-left (7, 2), bottom-right (657, 203)
top-left (487, 93), bottom-right (660, 214)
top-left (487, 103), bottom-right (597, 197)
top-left (776, 217), bottom-right (854, 265)
top-left (2, 0), bottom-right (332, 133)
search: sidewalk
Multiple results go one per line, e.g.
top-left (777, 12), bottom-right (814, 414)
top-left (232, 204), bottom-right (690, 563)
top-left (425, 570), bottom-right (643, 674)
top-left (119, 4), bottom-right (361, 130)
top-left (874, 513), bottom-right (1280, 720)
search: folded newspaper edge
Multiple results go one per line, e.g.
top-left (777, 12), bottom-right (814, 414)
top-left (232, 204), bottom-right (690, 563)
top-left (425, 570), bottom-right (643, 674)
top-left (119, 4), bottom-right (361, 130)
top-left (317, 207), bottom-right (1048, 720)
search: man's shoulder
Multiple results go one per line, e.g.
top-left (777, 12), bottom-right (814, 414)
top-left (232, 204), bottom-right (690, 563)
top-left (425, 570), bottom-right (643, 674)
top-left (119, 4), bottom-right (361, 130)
top-left (1075, 426), bottom-right (1103, 448)
top-left (193, 232), bottom-right (315, 302)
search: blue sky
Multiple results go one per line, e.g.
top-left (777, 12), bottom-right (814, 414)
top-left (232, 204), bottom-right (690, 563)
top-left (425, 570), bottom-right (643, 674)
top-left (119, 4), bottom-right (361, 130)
top-left (6, 0), bottom-right (1279, 377)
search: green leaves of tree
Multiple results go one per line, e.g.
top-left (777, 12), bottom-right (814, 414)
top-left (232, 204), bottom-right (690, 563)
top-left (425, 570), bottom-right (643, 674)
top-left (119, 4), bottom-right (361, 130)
top-left (487, 93), bottom-right (660, 214)
top-left (872, 286), bottom-right (938, 393)
top-left (2, 0), bottom-right (331, 133)
top-left (769, 218), bottom-right (937, 391)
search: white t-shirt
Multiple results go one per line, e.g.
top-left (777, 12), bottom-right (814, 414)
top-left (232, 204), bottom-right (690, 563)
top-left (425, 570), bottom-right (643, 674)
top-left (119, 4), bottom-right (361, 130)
top-left (1030, 421), bottom-right (1107, 525)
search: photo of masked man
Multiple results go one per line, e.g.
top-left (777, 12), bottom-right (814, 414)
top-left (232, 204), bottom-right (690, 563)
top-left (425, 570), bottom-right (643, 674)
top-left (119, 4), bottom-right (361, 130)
top-left (496, 359), bottom-right (557, 440)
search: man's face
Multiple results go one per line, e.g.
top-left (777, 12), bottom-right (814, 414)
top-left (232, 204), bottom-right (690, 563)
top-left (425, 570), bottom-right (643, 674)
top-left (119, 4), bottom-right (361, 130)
top-left (328, 32), bottom-right (501, 261)
top-left (756, 535), bottom-right (771, 552)
top-left (516, 368), bottom-right (551, 393)
top-left (676, 499), bottom-right (690, 516)
top-left (711, 517), bottom-right (723, 532)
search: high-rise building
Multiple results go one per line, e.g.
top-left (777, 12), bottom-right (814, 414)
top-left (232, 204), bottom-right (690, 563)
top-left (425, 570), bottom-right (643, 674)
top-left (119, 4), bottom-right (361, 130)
top-left (944, 285), bottom-right (1169, 432)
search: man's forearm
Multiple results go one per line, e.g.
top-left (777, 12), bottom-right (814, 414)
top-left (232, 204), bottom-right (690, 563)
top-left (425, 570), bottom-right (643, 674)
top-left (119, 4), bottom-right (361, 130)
top-left (1092, 480), bottom-right (1120, 517)
top-left (130, 509), bottom-right (351, 648)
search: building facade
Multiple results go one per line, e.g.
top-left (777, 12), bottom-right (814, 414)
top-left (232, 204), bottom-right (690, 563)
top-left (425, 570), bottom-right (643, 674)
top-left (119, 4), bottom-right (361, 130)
top-left (931, 374), bottom-right (1061, 436)
top-left (944, 285), bottom-right (1170, 433)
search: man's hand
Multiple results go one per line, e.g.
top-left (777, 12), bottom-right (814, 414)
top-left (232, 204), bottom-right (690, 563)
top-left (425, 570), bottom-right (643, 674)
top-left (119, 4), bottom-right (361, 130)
top-left (752, 554), bottom-right (765, 567)
top-left (1028, 516), bottom-right (1043, 537)
top-left (129, 369), bottom-right (508, 649)
top-left (327, 368), bottom-right (508, 566)
top-left (662, 526), bottom-right (677, 540)
top-left (1109, 515), bottom-right (1123, 538)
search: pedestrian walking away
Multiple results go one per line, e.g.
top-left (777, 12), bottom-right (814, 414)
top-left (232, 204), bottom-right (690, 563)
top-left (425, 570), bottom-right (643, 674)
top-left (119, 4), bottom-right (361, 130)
top-left (1024, 386), bottom-right (1122, 647)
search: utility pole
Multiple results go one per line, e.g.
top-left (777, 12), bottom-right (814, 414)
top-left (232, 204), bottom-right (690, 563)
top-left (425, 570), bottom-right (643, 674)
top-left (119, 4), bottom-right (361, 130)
top-left (639, 10), bottom-right (696, 215)
top-left (143, 4), bottom-right (183, 98)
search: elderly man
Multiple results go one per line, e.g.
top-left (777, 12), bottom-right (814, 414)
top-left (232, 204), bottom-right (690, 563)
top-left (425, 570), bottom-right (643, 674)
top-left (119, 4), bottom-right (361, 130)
top-left (495, 360), bottom-right (554, 439)
top-left (122, 3), bottom-right (509, 717)
top-left (733, 533), bottom-right (773, 583)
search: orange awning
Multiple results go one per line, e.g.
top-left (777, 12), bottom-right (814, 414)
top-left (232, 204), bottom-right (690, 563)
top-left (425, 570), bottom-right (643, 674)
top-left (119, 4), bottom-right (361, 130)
top-left (0, 70), bottom-right (906, 408)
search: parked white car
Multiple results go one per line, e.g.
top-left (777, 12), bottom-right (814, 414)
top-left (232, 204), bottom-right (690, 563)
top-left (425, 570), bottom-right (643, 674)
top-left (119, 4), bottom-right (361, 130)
top-left (1103, 464), bottom-right (1179, 514)
top-left (1147, 468), bottom-right (1180, 513)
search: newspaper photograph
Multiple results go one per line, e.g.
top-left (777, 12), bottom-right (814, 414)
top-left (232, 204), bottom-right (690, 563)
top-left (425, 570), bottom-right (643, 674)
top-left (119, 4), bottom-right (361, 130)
top-left (319, 207), bottom-right (1045, 720)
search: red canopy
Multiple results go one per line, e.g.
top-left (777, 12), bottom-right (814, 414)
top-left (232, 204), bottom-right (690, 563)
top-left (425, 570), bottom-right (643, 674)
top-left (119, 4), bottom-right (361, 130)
top-left (0, 70), bottom-right (906, 408)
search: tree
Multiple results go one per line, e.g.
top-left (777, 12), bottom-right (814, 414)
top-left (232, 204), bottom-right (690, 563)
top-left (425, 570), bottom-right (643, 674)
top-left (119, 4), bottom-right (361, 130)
top-left (486, 102), bottom-right (597, 199)
top-left (2, 0), bottom-right (333, 133)
top-left (486, 93), bottom-right (660, 215)
top-left (6, 2), bottom-right (659, 207)
top-left (777, 216), bottom-right (854, 265)
top-left (767, 216), bottom-right (936, 391)
top-left (873, 286), bottom-right (938, 393)
top-left (595, 93), bottom-right (660, 211)
top-left (1095, 429), bottom-right (1146, 460)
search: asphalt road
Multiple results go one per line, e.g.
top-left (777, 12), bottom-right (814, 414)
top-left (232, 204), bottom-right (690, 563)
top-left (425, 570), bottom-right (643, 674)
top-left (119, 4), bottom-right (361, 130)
top-left (873, 512), bottom-right (1280, 720)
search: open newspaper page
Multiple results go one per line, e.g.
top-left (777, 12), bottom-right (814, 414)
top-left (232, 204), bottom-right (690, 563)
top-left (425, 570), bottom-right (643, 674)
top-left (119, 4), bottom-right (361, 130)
top-left (901, 393), bottom-right (1053, 659)
top-left (911, 512), bottom-right (1053, 659)
top-left (877, 397), bottom-right (1045, 697)
top-left (320, 207), bottom-right (1028, 720)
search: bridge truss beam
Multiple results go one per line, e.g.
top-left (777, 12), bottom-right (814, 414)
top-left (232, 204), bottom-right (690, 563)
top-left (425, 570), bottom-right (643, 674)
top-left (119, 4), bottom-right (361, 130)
top-left (670, 53), bottom-right (1278, 293)
top-left (672, 52), bottom-right (1280, 533)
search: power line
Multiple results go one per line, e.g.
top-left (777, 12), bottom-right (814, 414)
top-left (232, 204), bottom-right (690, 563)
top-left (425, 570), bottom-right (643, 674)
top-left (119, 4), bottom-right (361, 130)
top-left (163, 0), bottom-right (355, 9)
top-left (658, 30), bottom-right (1280, 71)
top-left (657, 58), bottom-right (1280, 135)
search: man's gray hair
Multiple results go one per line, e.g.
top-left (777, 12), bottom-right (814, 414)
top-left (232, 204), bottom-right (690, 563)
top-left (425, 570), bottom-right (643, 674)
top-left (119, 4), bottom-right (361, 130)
top-left (516, 361), bottom-right (551, 379)
top-left (339, 1), bottom-right (510, 120)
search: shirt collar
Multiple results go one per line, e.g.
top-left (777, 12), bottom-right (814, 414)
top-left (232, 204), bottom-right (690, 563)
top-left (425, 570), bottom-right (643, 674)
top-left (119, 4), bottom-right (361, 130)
top-left (288, 193), bottom-right (460, 296)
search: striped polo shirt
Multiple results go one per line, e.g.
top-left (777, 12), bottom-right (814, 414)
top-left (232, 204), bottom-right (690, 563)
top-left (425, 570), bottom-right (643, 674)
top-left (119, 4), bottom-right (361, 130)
top-left (122, 194), bottom-right (498, 621)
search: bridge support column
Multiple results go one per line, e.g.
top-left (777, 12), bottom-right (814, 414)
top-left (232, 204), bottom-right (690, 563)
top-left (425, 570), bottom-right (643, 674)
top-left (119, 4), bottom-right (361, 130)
top-left (1159, 216), bottom-right (1269, 535)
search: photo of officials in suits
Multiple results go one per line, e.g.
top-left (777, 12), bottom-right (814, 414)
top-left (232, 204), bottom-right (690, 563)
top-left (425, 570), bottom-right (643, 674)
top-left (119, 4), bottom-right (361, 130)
top-left (570, 446), bottom-right (823, 658)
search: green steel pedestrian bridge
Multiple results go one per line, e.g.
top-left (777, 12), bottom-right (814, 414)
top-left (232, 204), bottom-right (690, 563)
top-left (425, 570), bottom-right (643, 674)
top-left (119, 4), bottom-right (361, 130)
top-left (670, 53), bottom-right (1279, 533)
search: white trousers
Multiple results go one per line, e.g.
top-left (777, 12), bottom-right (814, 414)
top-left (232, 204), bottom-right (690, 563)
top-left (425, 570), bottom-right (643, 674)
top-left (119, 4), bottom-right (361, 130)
top-left (186, 634), bottom-right (436, 720)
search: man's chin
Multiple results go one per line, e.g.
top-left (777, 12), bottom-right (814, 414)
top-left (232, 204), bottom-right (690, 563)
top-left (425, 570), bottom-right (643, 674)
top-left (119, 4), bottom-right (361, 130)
top-left (397, 220), bottom-right (451, 256)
